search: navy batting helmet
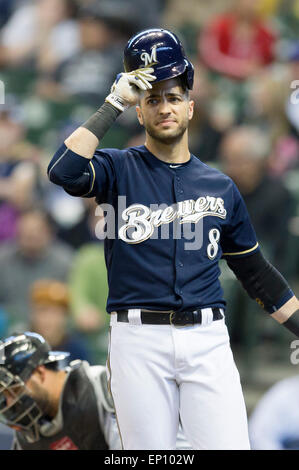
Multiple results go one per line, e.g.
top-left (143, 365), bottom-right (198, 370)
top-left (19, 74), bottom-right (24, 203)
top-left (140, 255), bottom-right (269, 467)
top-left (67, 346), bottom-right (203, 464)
top-left (0, 332), bottom-right (69, 438)
top-left (124, 28), bottom-right (194, 90)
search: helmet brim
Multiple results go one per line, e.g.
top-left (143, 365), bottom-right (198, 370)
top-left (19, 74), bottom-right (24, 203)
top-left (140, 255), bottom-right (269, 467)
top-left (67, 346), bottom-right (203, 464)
top-left (44, 351), bottom-right (70, 370)
top-left (153, 61), bottom-right (186, 82)
top-left (45, 351), bottom-right (70, 364)
top-left (147, 59), bottom-right (193, 89)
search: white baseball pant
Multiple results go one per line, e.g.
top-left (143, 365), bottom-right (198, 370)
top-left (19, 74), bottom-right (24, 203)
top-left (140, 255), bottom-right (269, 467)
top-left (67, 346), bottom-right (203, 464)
top-left (107, 309), bottom-right (250, 450)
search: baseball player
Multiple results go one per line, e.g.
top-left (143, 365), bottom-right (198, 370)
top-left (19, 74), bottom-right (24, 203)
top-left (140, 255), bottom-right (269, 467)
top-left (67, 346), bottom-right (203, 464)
top-left (0, 331), bottom-right (191, 450)
top-left (47, 28), bottom-right (299, 450)
top-left (0, 332), bottom-right (118, 450)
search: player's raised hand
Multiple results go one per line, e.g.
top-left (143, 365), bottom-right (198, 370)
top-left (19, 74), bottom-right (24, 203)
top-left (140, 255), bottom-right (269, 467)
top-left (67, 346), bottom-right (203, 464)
top-left (105, 68), bottom-right (156, 112)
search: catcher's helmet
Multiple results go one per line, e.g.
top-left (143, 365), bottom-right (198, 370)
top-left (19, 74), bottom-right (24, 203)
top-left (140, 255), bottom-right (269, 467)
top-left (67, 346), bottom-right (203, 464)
top-left (0, 332), bottom-right (69, 439)
top-left (124, 28), bottom-right (194, 90)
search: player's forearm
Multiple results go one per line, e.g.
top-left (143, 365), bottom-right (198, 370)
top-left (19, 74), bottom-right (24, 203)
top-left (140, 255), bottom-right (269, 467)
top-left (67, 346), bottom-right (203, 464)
top-left (48, 102), bottom-right (122, 189)
top-left (64, 127), bottom-right (100, 160)
top-left (67, 67), bottom-right (155, 160)
top-left (271, 296), bottom-right (299, 324)
top-left (226, 250), bottom-right (294, 313)
top-left (63, 66), bottom-right (155, 159)
top-left (64, 102), bottom-right (122, 159)
top-left (227, 250), bottom-right (299, 337)
top-left (271, 296), bottom-right (299, 337)
top-left (48, 68), bottom-right (154, 191)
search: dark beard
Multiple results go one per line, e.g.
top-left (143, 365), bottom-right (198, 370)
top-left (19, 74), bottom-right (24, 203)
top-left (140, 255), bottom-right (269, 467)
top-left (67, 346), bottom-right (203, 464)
top-left (145, 119), bottom-right (188, 145)
top-left (29, 385), bottom-right (55, 418)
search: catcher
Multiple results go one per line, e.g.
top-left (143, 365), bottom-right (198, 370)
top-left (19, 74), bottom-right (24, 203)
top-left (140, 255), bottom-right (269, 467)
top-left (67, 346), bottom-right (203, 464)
top-left (0, 331), bottom-right (191, 450)
top-left (0, 332), bottom-right (118, 450)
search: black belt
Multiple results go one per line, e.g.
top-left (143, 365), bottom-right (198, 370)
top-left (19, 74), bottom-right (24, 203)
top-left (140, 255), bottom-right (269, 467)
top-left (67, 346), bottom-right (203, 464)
top-left (116, 308), bottom-right (223, 326)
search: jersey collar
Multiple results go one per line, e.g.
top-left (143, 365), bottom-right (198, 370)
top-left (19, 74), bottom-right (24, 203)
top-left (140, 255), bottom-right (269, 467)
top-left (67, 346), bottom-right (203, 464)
top-left (140, 145), bottom-right (195, 170)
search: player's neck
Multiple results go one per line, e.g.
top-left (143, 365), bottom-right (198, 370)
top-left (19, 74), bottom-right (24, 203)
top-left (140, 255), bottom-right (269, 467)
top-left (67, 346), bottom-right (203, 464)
top-left (145, 133), bottom-right (190, 164)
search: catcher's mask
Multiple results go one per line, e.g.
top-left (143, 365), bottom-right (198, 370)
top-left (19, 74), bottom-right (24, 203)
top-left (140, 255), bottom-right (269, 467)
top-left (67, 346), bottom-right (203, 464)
top-left (0, 332), bottom-right (69, 441)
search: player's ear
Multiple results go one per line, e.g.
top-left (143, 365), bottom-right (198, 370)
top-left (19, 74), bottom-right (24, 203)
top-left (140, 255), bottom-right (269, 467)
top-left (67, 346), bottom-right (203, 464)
top-left (136, 105), bottom-right (144, 126)
top-left (30, 365), bottom-right (46, 384)
top-left (188, 100), bottom-right (194, 121)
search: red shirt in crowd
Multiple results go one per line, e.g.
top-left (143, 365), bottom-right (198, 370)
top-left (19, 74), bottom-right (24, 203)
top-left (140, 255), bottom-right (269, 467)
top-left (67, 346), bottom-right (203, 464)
top-left (199, 14), bottom-right (276, 80)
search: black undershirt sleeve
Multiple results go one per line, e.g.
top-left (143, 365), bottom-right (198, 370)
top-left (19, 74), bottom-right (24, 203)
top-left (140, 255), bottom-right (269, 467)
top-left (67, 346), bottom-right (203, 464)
top-left (283, 311), bottom-right (299, 337)
top-left (225, 250), bottom-right (299, 336)
top-left (81, 102), bottom-right (121, 141)
top-left (225, 250), bottom-right (292, 313)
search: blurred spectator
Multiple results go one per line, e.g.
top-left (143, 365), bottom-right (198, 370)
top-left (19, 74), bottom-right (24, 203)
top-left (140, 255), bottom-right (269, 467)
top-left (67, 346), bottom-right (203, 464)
top-left (0, 0), bottom-right (80, 71)
top-left (164, 0), bottom-right (233, 30)
top-left (56, 198), bottom-right (104, 249)
top-left (44, 185), bottom-right (104, 249)
top-left (77, 0), bottom-right (164, 33)
top-left (198, 0), bottom-right (277, 80)
top-left (220, 125), bottom-right (296, 358)
top-left (69, 239), bottom-right (109, 365)
top-left (244, 61), bottom-right (298, 177)
top-left (249, 374), bottom-right (299, 449)
top-left (44, 185), bottom-right (87, 249)
top-left (0, 0), bottom-right (161, 72)
top-left (245, 68), bottom-right (290, 135)
top-left (188, 64), bottom-right (236, 161)
top-left (36, 2), bottom-right (137, 103)
top-left (29, 279), bottom-right (92, 362)
top-left (0, 102), bottom-right (41, 241)
top-left (0, 208), bottom-right (73, 332)
top-left (221, 125), bottom-right (295, 270)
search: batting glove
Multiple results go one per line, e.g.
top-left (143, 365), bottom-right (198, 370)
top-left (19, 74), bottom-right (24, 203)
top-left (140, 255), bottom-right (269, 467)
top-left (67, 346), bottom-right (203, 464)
top-left (105, 68), bottom-right (156, 112)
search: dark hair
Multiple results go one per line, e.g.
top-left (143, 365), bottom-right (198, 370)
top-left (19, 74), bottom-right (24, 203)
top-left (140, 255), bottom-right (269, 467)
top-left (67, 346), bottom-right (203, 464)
top-left (44, 362), bottom-right (60, 372)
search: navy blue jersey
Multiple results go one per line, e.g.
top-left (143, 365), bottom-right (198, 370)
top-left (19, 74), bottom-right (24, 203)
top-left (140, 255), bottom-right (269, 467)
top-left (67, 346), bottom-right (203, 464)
top-left (49, 144), bottom-right (259, 313)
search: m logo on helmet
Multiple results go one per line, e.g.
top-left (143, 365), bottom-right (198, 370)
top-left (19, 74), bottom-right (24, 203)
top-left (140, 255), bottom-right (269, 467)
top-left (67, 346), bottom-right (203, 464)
top-left (140, 46), bottom-right (158, 67)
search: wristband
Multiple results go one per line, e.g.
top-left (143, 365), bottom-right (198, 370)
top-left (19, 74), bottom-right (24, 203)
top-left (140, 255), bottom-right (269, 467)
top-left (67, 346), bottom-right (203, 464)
top-left (283, 310), bottom-right (299, 337)
top-left (105, 93), bottom-right (128, 112)
top-left (81, 102), bottom-right (122, 141)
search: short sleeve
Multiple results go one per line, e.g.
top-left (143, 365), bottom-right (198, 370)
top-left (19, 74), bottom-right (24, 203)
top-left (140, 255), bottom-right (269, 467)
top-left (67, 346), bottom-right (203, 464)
top-left (87, 148), bottom-right (124, 202)
top-left (221, 183), bottom-right (259, 259)
top-left (47, 144), bottom-right (117, 200)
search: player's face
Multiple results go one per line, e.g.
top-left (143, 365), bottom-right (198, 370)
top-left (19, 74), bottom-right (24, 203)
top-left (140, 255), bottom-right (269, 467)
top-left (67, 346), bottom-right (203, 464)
top-left (25, 370), bottom-right (53, 417)
top-left (1, 376), bottom-right (50, 428)
top-left (136, 78), bottom-right (194, 145)
top-left (1, 386), bottom-right (33, 431)
top-left (2, 386), bottom-right (23, 408)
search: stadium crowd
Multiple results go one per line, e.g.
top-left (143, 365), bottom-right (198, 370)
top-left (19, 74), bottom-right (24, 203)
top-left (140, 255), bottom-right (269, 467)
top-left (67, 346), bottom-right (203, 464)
top-left (0, 0), bottom-right (298, 450)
